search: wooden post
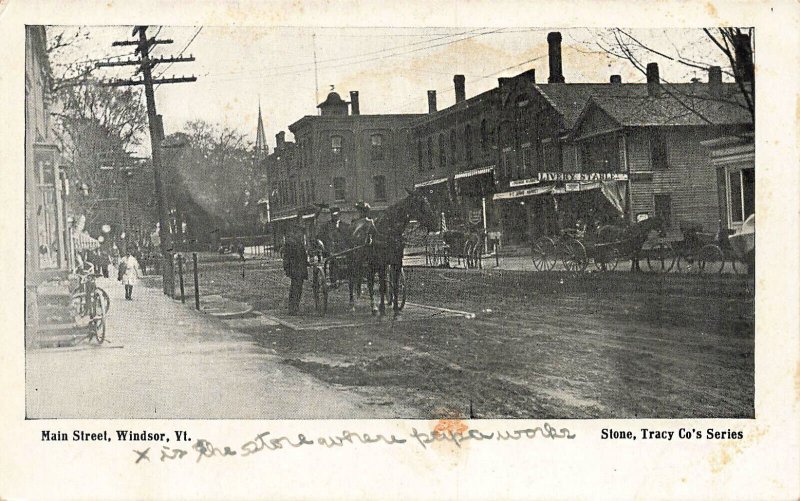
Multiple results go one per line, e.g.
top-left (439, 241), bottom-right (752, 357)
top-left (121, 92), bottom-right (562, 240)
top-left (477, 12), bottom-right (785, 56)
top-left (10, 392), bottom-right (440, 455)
top-left (192, 252), bottom-right (200, 310)
top-left (177, 254), bottom-right (185, 303)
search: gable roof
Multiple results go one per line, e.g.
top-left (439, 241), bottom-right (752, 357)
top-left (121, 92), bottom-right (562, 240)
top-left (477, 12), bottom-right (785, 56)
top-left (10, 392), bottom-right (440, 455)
top-left (535, 82), bottom-right (751, 130)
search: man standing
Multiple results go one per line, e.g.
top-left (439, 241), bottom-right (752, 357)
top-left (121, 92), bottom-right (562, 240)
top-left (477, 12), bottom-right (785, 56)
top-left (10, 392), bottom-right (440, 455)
top-left (282, 215), bottom-right (308, 315)
top-left (320, 207), bottom-right (346, 284)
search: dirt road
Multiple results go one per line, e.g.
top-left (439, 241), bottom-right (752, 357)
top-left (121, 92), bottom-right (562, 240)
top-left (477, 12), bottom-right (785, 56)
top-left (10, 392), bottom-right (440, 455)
top-left (178, 255), bottom-right (754, 419)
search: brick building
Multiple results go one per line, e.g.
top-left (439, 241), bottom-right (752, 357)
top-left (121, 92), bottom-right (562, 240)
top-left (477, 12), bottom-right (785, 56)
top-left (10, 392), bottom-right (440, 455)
top-left (267, 91), bottom-right (424, 231)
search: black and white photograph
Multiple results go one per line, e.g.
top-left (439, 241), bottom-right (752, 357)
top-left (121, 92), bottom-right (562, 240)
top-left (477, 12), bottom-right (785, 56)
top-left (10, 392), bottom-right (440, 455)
top-left (24, 23), bottom-right (757, 420)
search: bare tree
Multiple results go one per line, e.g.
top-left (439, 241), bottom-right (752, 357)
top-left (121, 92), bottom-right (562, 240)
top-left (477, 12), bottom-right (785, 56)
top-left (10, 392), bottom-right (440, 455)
top-left (588, 28), bottom-right (754, 125)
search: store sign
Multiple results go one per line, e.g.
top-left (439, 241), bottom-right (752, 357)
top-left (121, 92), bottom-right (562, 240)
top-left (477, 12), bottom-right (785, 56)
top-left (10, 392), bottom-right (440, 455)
top-left (537, 172), bottom-right (628, 182)
top-left (468, 208), bottom-right (482, 224)
top-left (509, 177), bottom-right (540, 188)
top-left (493, 185), bottom-right (553, 200)
top-left (564, 182), bottom-right (581, 192)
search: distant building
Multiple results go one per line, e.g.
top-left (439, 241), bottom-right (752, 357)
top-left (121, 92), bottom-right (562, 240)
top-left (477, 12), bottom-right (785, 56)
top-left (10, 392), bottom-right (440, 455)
top-left (267, 91), bottom-right (424, 230)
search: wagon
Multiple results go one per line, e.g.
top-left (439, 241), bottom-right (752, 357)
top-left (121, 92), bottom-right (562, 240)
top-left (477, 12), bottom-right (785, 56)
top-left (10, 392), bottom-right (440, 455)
top-left (309, 243), bottom-right (406, 315)
top-left (530, 228), bottom-right (621, 272)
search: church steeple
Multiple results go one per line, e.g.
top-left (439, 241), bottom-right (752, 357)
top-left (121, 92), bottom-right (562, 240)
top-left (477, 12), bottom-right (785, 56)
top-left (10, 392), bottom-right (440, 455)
top-left (254, 98), bottom-right (269, 167)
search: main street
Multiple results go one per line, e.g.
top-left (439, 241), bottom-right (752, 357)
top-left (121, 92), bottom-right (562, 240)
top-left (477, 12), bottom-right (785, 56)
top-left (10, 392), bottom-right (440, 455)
top-left (156, 253), bottom-right (755, 419)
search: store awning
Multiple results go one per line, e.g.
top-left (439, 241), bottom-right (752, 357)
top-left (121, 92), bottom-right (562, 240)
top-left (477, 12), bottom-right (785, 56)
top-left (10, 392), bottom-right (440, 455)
top-left (493, 185), bottom-right (554, 201)
top-left (454, 165), bottom-right (494, 180)
top-left (72, 231), bottom-right (100, 251)
top-left (414, 177), bottom-right (448, 188)
top-left (270, 213), bottom-right (296, 222)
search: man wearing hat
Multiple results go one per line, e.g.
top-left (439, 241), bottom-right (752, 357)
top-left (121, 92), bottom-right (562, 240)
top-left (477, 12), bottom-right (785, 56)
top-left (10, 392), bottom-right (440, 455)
top-left (352, 201), bottom-right (374, 245)
top-left (282, 214), bottom-right (308, 315)
top-left (320, 207), bottom-right (347, 285)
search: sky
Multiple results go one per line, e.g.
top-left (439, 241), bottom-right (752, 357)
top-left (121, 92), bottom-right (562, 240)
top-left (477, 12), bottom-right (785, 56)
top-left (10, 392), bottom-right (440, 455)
top-left (47, 26), bottom-right (737, 153)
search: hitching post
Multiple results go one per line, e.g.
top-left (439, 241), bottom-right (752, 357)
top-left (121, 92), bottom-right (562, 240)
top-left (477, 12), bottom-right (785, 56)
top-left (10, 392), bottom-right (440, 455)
top-left (192, 252), bottom-right (200, 310)
top-left (177, 254), bottom-right (185, 303)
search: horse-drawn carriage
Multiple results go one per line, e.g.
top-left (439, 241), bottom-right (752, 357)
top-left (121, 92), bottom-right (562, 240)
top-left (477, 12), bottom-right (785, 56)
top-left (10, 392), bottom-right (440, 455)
top-left (307, 190), bottom-right (439, 316)
top-left (530, 216), bottom-right (676, 273)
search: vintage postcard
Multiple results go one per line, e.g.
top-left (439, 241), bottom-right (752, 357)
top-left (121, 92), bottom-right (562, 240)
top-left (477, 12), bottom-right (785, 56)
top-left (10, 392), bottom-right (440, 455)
top-left (1, 0), bottom-right (798, 499)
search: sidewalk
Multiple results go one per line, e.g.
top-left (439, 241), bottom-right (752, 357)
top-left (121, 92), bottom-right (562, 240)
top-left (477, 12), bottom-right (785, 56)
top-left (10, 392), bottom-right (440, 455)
top-left (26, 276), bottom-right (407, 418)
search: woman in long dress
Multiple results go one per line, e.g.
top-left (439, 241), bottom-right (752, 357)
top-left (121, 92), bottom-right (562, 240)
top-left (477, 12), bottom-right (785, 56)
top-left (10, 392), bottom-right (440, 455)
top-left (121, 249), bottom-right (142, 300)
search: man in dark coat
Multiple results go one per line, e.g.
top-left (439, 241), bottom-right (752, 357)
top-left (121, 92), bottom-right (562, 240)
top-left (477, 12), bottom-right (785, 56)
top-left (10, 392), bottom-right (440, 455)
top-left (320, 207), bottom-right (347, 284)
top-left (282, 215), bottom-right (308, 315)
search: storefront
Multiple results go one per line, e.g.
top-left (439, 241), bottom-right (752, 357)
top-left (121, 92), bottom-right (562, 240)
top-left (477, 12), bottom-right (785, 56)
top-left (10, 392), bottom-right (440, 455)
top-left (493, 173), bottom-right (628, 242)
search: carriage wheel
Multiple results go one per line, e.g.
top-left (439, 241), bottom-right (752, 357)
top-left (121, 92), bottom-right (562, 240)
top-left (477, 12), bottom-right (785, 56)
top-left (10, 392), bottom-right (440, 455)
top-left (388, 268), bottom-right (407, 311)
top-left (676, 251), bottom-right (698, 274)
top-left (646, 243), bottom-right (676, 273)
top-left (531, 237), bottom-right (556, 271)
top-left (562, 239), bottom-right (588, 272)
top-left (594, 246), bottom-right (620, 272)
top-left (698, 244), bottom-right (725, 275)
top-left (312, 265), bottom-right (328, 314)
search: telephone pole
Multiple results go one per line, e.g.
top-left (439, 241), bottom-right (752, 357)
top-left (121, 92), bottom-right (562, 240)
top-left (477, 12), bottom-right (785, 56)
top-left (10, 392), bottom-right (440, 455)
top-left (97, 25), bottom-right (197, 296)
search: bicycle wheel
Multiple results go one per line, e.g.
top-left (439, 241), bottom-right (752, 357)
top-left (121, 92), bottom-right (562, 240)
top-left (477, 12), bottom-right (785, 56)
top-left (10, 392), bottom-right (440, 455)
top-left (646, 243), bottom-right (676, 273)
top-left (97, 287), bottom-right (111, 313)
top-left (91, 292), bottom-right (106, 343)
top-left (698, 244), bottom-right (725, 275)
top-left (312, 265), bottom-right (328, 314)
top-left (70, 293), bottom-right (85, 318)
top-left (531, 237), bottom-right (556, 271)
top-left (388, 267), bottom-right (407, 310)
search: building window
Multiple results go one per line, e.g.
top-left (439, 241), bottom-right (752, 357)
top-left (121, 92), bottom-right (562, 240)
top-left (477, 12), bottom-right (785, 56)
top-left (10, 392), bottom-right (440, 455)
top-left (450, 130), bottom-right (457, 163)
top-left (370, 134), bottom-right (384, 160)
top-left (373, 175), bottom-right (387, 202)
top-left (331, 135), bottom-right (342, 156)
top-left (578, 137), bottom-right (620, 173)
top-left (541, 140), bottom-right (561, 172)
top-left (310, 179), bottom-right (316, 201)
top-left (521, 145), bottom-right (531, 177)
top-left (480, 119), bottom-right (488, 151)
top-left (728, 168), bottom-right (755, 224)
top-left (427, 137), bottom-right (433, 171)
top-left (654, 193), bottom-right (672, 228)
top-left (438, 134), bottom-right (446, 168)
top-left (417, 140), bottom-right (424, 172)
top-left (333, 177), bottom-right (346, 202)
top-left (650, 130), bottom-right (668, 169)
top-left (464, 124), bottom-right (473, 166)
top-left (501, 147), bottom-right (512, 179)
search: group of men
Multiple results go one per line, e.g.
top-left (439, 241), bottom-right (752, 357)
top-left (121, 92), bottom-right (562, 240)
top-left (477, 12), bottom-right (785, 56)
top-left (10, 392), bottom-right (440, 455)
top-left (282, 202), bottom-right (372, 315)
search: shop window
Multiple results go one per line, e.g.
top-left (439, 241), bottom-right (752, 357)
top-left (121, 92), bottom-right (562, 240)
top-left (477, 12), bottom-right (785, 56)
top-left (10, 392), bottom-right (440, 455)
top-left (370, 134), bottom-right (384, 161)
top-left (728, 168), bottom-right (755, 224)
top-left (501, 147), bottom-right (512, 179)
top-left (542, 140), bottom-right (561, 172)
top-left (373, 175), bottom-right (387, 202)
top-left (650, 130), bottom-right (668, 170)
top-left (654, 193), bottom-right (672, 227)
top-left (310, 179), bottom-right (316, 201)
top-left (333, 177), bottom-right (346, 202)
top-left (438, 134), bottom-right (446, 168)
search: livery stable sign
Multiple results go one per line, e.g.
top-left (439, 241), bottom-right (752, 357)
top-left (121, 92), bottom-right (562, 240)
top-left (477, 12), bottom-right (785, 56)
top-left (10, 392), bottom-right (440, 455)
top-left (510, 172), bottom-right (629, 187)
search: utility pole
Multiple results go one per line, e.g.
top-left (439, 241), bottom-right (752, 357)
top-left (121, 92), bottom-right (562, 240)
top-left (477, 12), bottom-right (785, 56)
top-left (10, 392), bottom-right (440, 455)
top-left (97, 26), bottom-right (196, 297)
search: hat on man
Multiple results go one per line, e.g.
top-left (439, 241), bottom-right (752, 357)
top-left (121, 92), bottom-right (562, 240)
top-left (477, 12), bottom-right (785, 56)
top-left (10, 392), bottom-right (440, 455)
top-left (330, 206), bottom-right (341, 215)
top-left (355, 201), bottom-right (371, 212)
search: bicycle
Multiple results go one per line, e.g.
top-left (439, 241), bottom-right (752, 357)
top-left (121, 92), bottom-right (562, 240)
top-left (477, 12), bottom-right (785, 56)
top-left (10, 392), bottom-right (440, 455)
top-left (69, 265), bottom-right (109, 344)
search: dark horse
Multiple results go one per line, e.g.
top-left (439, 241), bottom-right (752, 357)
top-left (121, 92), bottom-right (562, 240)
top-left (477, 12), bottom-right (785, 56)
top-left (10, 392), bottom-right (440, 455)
top-left (596, 216), bottom-right (667, 271)
top-left (343, 190), bottom-right (439, 316)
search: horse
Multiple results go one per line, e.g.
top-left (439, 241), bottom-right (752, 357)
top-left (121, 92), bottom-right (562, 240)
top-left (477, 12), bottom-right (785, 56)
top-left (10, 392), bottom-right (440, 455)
top-left (344, 190), bottom-right (439, 316)
top-left (596, 216), bottom-right (667, 272)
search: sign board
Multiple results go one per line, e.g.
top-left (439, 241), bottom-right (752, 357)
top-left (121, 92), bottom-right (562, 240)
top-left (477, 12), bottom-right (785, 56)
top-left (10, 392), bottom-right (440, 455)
top-left (493, 185), bottom-right (553, 200)
top-left (468, 208), bottom-right (482, 225)
top-left (565, 182), bottom-right (581, 192)
top-left (536, 172), bottom-right (628, 182)
top-left (509, 177), bottom-right (540, 188)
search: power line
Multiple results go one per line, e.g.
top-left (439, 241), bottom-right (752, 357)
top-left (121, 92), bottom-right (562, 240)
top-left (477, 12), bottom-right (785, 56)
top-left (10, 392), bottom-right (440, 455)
top-left (155, 27), bottom-right (203, 81)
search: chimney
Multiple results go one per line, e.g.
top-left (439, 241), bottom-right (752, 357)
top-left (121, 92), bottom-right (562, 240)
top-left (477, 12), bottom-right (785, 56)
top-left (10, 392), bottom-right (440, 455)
top-left (275, 131), bottom-right (285, 148)
top-left (547, 32), bottom-right (565, 83)
top-left (349, 91), bottom-right (360, 115)
top-left (427, 90), bottom-right (437, 113)
top-left (646, 62), bottom-right (661, 96)
top-left (733, 33), bottom-right (754, 83)
top-left (708, 66), bottom-right (722, 98)
top-left (454, 74), bottom-right (466, 103)
top-left (610, 74), bottom-right (622, 85)
top-left (520, 68), bottom-right (536, 83)
top-left (498, 77), bottom-right (510, 88)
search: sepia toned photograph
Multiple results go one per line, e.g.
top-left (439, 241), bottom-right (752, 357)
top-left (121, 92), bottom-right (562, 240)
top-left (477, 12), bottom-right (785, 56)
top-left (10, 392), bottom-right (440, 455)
top-left (25, 24), bottom-right (755, 420)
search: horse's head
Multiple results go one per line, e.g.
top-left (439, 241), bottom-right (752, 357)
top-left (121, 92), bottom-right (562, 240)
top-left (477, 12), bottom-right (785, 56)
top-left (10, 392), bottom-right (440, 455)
top-left (405, 188), bottom-right (439, 233)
